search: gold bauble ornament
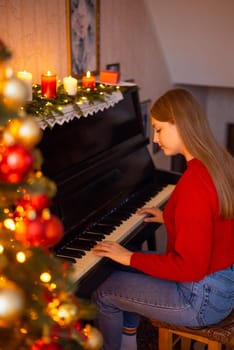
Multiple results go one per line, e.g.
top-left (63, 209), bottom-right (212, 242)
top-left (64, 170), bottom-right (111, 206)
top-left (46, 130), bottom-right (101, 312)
top-left (82, 325), bottom-right (103, 350)
top-left (0, 279), bottom-right (25, 327)
top-left (4, 116), bottom-right (42, 148)
top-left (49, 300), bottom-right (79, 327)
top-left (2, 76), bottom-right (28, 109)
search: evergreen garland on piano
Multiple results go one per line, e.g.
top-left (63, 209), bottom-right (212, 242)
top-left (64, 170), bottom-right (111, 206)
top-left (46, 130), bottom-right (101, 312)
top-left (24, 80), bottom-right (128, 125)
top-left (0, 39), bottom-right (103, 350)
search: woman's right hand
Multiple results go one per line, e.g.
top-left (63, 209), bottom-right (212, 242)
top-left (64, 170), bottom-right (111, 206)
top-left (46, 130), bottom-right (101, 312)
top-left (137, 206), bottom-right (164, 223)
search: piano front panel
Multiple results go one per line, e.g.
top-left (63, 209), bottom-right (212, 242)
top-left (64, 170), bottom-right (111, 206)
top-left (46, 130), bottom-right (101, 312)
top-left (39, 87), bottom-right (144, 179)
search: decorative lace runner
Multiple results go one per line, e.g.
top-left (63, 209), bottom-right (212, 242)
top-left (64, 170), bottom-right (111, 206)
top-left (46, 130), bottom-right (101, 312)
top-left (36, 90), bottom-right (123, 130)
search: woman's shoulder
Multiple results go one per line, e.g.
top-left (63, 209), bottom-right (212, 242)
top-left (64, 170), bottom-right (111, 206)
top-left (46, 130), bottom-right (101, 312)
top-left (177, 158), bottom-right (216, 194)
top-left (184, 158), bottom-right (212, 179)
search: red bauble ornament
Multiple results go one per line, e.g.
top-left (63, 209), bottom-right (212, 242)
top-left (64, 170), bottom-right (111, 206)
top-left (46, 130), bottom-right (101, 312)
top-left (15, 217), bottom-right (46, 246)
top-left (30, 339), bottom-right (62, 350)
top-left (29, 194), bottom-right (51, 212)
top-left (0, 145), bottom-right (33, 183)
top-left (15, 215), bottom-right (63, 248)
top-left (43, 215), bottom-right (64, 247)
top-left (15, 194), bottom-right (51, 215)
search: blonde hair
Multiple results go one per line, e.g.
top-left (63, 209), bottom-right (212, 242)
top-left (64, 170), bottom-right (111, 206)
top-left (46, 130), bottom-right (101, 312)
top-left (150, 88), bottom-right (234, 218)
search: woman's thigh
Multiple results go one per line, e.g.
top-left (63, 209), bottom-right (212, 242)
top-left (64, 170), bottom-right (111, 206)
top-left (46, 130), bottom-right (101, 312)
top-left (92, 270), bottom-right (197, 326)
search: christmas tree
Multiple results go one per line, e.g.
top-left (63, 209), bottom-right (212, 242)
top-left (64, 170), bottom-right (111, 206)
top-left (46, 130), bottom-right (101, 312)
top-left (0, 39), bottom-right (103, 350)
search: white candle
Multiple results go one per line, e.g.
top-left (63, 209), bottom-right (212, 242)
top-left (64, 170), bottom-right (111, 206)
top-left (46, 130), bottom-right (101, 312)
top-left (63, 76), bottom-right (77, 96)
top-left (17, 70), bottom-right (32, 100)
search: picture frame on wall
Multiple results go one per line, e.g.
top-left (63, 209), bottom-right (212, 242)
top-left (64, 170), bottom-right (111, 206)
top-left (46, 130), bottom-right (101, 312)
top-left (66, 0), bottom-right (100, 78)
top-left (106, 63), bottom-right (120, 72)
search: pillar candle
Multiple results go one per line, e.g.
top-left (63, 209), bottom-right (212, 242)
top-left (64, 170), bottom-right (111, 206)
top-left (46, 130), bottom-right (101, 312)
top-left (41, 71), bottom-right (57, 98)
top-left (82, 71), bottom-right (96, 89)
top-left (17, 70), bottom-right (32, 100)
top-left (63, 76), bottom-right (77, 95)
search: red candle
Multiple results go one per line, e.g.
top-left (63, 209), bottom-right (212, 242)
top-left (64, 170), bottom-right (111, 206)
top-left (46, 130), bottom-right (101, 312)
top-left (82, 71), bottom-right (96, 89)
top-left (41, 71), bottom-right (57, 98)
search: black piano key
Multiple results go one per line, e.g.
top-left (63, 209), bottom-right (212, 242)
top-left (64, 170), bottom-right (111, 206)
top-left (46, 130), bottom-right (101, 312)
top-left (100, 218), bottom-right (123, 227)
top-left (58, 248), bottom-right (86, 259)
top-left (55, 255), bottom-right (76, 264)
top-left (82, 232), bottom-right (106, 240)
top-left (68, 239), bottom-right (95, 250)
top-left (88, 224), bottom-right (115, 234)
top-left (108, 210), bottom-right (132, 220)
top-left (65, 246), bottom-right (88, 254)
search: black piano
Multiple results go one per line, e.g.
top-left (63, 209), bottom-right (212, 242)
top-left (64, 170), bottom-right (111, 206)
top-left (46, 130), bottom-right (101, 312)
top-left (39, 85), bottom-right (180, 297)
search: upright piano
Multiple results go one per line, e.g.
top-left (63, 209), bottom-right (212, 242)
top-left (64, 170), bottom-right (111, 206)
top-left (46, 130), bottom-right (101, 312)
top-left (38, 85), bottom-right (180, 297)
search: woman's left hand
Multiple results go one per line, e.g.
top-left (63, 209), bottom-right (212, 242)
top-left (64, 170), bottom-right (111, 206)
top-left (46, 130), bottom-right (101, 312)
top-left (92, 241), bottom-right (133, 266)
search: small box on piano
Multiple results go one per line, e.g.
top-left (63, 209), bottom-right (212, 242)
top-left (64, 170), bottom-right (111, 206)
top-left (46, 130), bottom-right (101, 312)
top-left (100, 71), bottom-right (120, 84)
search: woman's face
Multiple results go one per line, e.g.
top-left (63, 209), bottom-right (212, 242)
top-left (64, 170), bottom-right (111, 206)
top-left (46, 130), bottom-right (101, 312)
top-left (152, 119), bottom-right (185, 157)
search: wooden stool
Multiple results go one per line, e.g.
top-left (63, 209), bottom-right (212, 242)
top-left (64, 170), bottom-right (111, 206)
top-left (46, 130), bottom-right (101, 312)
top-left (151, 309), bottom-right (234, 350)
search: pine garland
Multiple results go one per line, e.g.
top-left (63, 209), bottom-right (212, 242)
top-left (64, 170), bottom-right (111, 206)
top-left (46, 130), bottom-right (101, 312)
top-left (25, 83), bottom-right (127, 125)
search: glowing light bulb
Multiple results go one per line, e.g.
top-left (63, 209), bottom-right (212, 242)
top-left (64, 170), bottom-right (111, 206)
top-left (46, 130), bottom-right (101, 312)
top-left (16, 252), bottom-right (26, 263)
top-left (40, 272), bottom-right (51, 283)
top-left (3, 218), bottom-right (15, 231)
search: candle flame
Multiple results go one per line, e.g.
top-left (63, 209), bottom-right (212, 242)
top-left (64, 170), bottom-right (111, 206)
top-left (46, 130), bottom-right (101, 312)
top-left (86, 70), bottom-right (91, 78)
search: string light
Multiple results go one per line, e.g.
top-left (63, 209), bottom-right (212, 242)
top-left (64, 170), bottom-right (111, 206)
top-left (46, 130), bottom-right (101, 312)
top-left (3, 219), bottom-right (15, 231)
top-left (24, 83), bottom-right (125, 121)
top-left (40, 272), bottom-right (51, 283)
top-left (16, 252), bottom-right (26, 263)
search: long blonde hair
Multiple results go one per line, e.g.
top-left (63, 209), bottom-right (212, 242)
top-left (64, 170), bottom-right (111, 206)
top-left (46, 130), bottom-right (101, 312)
top-left (150, 88), bottom-right (234, 218)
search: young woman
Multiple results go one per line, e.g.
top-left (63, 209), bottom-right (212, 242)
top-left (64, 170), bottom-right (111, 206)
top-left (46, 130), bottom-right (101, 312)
top-left (91, 88), bottom-right (234, 350)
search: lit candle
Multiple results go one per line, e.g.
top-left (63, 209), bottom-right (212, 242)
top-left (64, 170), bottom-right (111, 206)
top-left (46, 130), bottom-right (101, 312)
top-left (17, 70), bottom-right (32, 100)
top-left (82, 71), bottom-right (96, 89)
top-left (63, 76), bottom-right (77, 96)
top-left (41, 71), bottom-right (57, 98)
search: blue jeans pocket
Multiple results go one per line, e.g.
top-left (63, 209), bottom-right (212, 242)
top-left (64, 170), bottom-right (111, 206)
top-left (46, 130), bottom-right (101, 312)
top-left (198, 281), bottom-right (234, 325)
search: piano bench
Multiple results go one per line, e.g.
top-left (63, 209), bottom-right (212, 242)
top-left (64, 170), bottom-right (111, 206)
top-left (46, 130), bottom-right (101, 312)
top-left (151, 309), bottom-right (234, 350)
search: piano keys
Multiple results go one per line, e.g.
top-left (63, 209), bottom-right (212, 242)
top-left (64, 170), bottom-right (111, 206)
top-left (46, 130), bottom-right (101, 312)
top-left (38, 85), bottom-right (180, 297)
top-left (57, 184), bottom-right (175, 283)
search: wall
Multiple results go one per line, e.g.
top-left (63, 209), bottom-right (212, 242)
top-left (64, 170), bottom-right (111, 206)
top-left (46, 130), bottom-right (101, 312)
top-left (0, 0), bottom-right (68, 83)
top-left (144, 0), bottom-right (234, 88)
top-left (0, 0), bottom-right (171, 103)
top-left (99, 0), bottom-right (171, 101)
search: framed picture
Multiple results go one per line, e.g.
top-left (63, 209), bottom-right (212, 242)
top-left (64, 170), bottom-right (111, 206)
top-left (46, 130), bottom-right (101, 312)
top-left (66, 0), bottom-right (100, 77)
top-left (106, 63), bottom-right (120, 72)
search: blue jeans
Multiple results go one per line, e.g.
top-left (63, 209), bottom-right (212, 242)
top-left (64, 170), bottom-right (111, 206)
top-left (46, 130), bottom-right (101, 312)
top-left (92, 264), bottom-right (234, 350)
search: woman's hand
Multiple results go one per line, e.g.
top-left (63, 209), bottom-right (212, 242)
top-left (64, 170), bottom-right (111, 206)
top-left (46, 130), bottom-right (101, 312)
top-left (137, 206), bottom-right (164, 223)
top-left (92, 241), bottom-right (133, 266)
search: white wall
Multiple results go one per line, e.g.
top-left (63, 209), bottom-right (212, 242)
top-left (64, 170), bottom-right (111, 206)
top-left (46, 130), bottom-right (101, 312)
top-left (144, 0), bottom-right (234, 87)
top-left (100, 0), bottom-right (171, 102)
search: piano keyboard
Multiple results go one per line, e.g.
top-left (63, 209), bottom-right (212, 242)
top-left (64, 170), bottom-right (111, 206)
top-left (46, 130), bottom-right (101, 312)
top-left (56, 184), bottom-right (175, 283)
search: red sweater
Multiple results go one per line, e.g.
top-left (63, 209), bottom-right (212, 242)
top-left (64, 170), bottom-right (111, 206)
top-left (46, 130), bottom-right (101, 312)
top-left (130, 159), bottom-right (234, 282)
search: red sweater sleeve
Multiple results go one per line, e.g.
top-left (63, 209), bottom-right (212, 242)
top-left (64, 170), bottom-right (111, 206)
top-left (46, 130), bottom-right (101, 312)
top-left (130, 159), bottom-right (234, 282)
